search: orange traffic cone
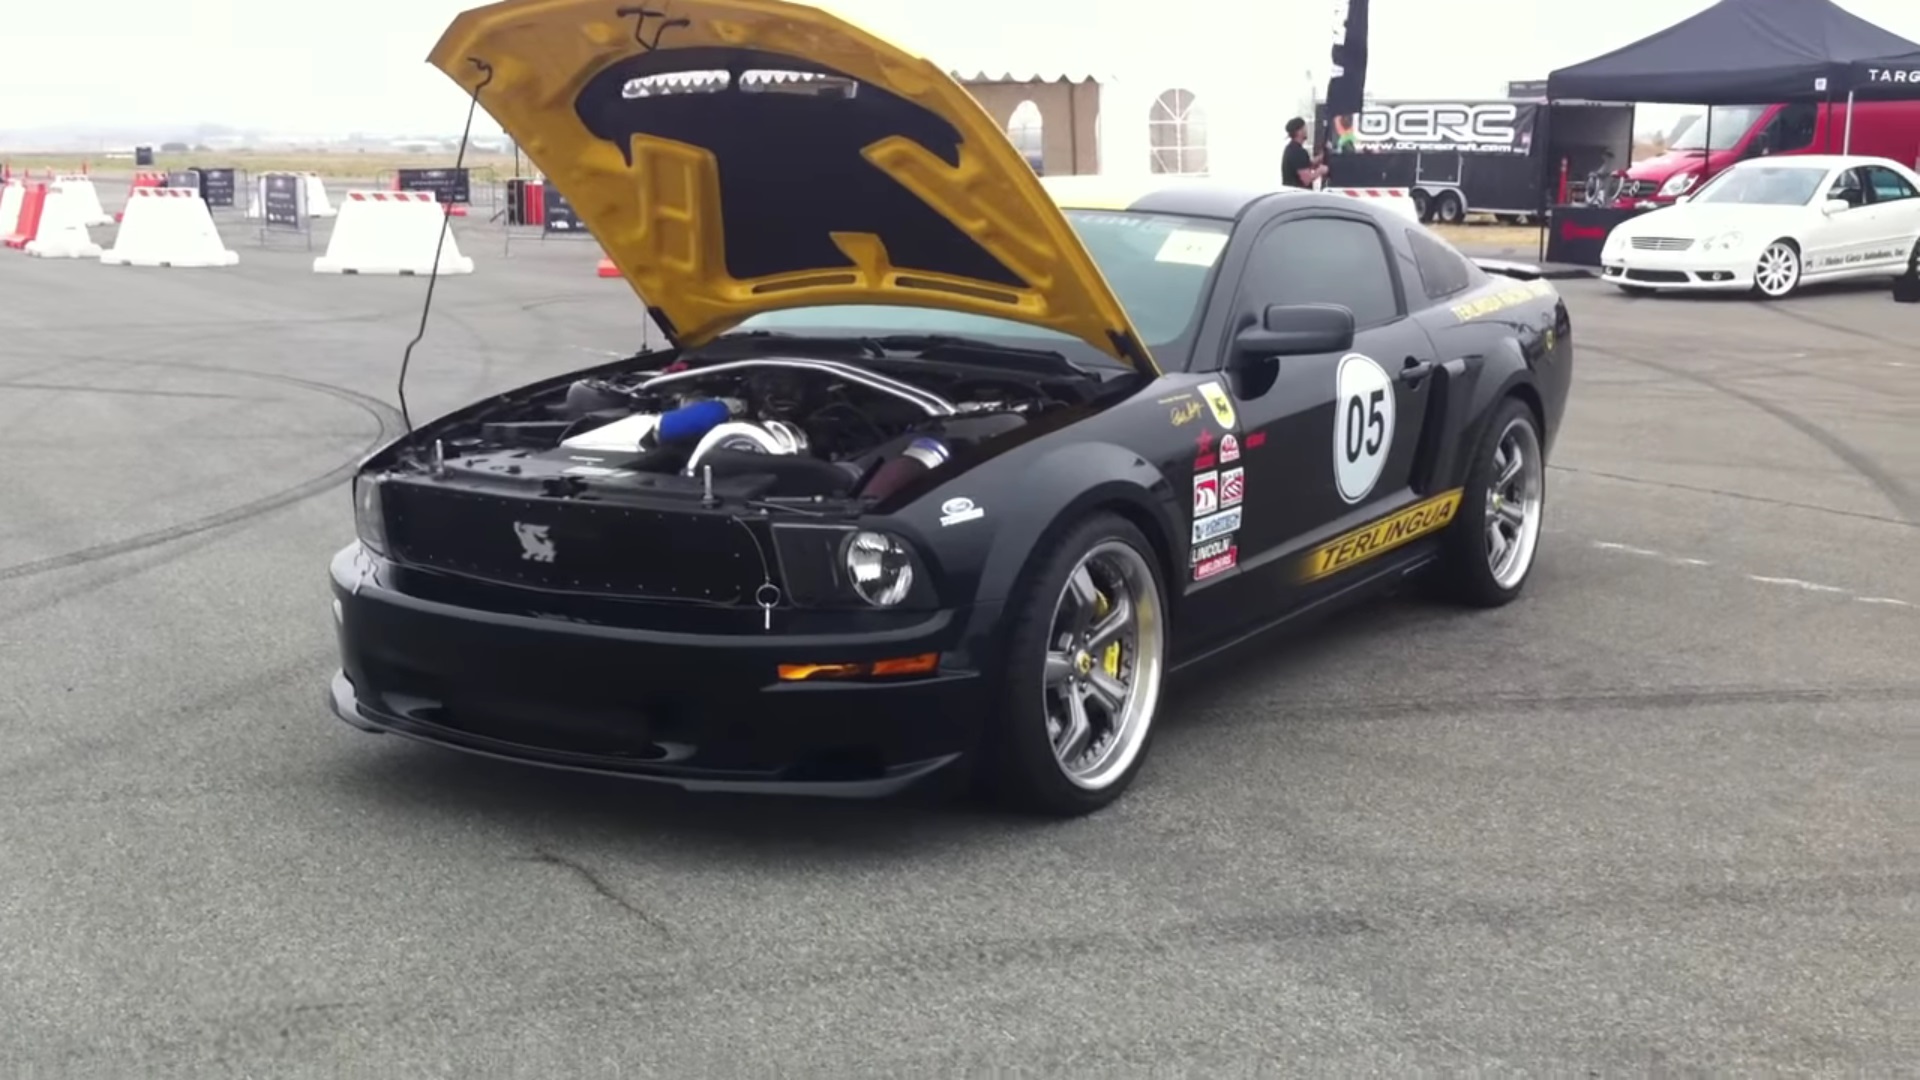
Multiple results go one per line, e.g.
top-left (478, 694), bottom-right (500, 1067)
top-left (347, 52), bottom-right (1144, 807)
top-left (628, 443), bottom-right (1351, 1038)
top-left (596, 256), bottom-right (620, 278)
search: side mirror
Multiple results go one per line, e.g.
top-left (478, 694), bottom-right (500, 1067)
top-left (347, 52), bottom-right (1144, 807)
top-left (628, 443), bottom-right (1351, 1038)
top-left (1233, 303), bottom-right (1356, 362)
top-left (1823, 198), bottom-right (1850, 215)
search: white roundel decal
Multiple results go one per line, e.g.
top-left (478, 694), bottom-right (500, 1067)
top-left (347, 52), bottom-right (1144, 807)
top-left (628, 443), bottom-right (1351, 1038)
top-left (1332, 353), bottom-right (1395, 504)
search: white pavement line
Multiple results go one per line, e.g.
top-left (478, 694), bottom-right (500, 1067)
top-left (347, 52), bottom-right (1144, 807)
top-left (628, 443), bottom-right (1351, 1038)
top-left (1747, 575), bottom-right (1847, 594)
top-left (571, 346), bottom-right (628, 358)
top-left (1591, 541), bottom-right (1913, 612)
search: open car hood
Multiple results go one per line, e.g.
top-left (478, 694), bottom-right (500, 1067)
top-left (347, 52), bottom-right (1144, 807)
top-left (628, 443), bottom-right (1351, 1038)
top-left (429, 0), bottom-right (1155, 371)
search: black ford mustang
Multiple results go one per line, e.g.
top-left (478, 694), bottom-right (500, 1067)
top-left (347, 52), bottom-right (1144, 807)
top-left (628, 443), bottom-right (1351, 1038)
top-left (328, 0), bottom-right (1575, 816)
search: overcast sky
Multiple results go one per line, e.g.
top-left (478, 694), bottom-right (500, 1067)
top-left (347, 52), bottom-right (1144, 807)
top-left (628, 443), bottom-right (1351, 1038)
top-left (3, 0), bottom-right (1917, 137)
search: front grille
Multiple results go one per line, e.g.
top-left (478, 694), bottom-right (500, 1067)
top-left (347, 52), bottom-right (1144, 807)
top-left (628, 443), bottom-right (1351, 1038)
top-left (1630, 236), bottom-right (1693, 251)
top-left (383, 482), bottom-right (776, 603)
top-left (1618, 180), bottom-right (1655, 198)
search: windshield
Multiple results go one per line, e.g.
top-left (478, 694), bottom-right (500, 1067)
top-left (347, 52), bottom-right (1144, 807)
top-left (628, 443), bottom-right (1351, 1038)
top-left (730, 208), bottom-right (1230, 367)
top-left (1689, 165), bottom-right (1828, 206)
top-left (1670, 105), bottom-right (1768, 151)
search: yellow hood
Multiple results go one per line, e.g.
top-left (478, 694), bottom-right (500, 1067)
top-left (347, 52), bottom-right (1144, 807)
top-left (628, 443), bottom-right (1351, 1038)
top-left (429, 0), bottom-right (1154, 371)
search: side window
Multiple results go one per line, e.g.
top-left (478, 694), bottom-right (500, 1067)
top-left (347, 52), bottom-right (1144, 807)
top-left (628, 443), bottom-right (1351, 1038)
top-left (1239, 216), bottom-right (1402, 329)
top-left (1405, 227), bottom-right (1474, 301)
top-left (1865, 166), bottom-right (1918, 202)
top-left (1762, 104), bottom-right (1818, 154)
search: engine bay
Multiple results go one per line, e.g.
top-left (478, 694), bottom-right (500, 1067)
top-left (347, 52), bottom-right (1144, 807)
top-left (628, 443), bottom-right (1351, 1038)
top-left (413, 354), bottom-right (1106, 504)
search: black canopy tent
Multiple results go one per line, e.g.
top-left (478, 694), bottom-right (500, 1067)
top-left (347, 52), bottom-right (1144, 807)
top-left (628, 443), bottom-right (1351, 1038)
top-left (1547, 0), bottom-right (1920, 106)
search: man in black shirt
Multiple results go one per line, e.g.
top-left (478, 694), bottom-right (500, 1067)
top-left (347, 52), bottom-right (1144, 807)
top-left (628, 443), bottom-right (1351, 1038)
top-left (1282, 117), bottom-right (1327, 189)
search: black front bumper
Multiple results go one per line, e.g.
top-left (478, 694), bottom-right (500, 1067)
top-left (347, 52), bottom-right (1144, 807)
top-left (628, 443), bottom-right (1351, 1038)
top-left (327, 545), bottom-right (1001, 797)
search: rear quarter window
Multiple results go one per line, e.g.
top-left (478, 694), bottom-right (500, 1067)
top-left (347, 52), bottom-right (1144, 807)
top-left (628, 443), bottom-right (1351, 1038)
top-left (1406, 227), bottom-right (1477, 301)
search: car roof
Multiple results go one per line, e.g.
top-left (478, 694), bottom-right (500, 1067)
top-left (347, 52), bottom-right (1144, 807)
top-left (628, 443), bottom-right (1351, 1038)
top-left (1038, 175), bottom-right (1425, 227)
top-left (1732, 154), bottom-right (1900, 171)
top-left (1039, 175), bottom-right (1298, 220)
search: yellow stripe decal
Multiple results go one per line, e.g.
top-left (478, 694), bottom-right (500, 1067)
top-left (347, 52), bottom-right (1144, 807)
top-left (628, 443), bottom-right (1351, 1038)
top-left (1298, 489), bottom-right (1464, 582)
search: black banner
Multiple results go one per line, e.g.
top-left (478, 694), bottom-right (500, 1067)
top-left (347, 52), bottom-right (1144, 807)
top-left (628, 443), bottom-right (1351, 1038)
top-left (135, 146), bottom-right (154, 167)
top-left (395, 167), bottom-right (472, 206)
top-left (542, 185), bottom-right (587, 234)
top-left (166, 170), bottom-right (200, 191)
top-left (1324, 101), bottom-right (1541, 156)
top-left (194, 168), bottom-right (237, 208)
top-left (261, 173), bottom-right (303, 229)
top-left (1322, 0), bottom-right (1371, 153)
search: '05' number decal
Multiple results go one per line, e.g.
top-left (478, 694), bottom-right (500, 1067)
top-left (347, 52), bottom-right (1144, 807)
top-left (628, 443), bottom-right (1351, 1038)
top-left (1333, 353), bottom-right (1394, 504)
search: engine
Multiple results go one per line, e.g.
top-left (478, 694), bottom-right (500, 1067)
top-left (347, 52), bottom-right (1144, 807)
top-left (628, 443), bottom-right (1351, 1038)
top-left (442, 356), bottom-right (1072, 502)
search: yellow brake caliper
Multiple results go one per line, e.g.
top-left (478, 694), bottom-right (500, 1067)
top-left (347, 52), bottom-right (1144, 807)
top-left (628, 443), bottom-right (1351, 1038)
top-left (1092, 589), bottom-right (1122, 678)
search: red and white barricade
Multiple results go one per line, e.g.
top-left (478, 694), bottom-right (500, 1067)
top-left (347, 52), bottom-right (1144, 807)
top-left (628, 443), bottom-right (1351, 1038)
top-left (313, 191), bottom-right (473, 275)
top-left (101, 187), bottom-right (239, 268)
top-left (0, 180), bottom-right (24, 239)
top-left (52, 173), bottom-right (113, 226)
top-left (25, 181), bottom-right (103, 258)
top-left (1327, 187), bottom-right (1420, 222)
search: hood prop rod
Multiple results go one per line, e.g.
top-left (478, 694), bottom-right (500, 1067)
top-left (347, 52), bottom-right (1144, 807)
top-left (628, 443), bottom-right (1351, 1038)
top-left (395, 57), bottom-right (494, 437)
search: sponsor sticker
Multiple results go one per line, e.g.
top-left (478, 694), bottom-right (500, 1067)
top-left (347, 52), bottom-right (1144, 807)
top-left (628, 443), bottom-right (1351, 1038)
top-left (1220, 467), bottom-right (1243, 508)
top-left (1189, 536), bottom-right (1233, 566)
top-left (1298, 489), bottom-right (1463, 581)
top-left (1193, 546), bottom-right (1238, 581)
top-left (1193, 471), bottom-right (1219, 515)
top-left (1245, 431), bottom-right (1267, 449)
top-left (1170, 399), bottom-right (1204, 426)
top-left (1193, 428), bottom-right (1216, 471)
top-left (939, 496), bottom-right (985, 526)
top-left (1192, 507), bottom-right (1242, 545)
top-left (1197, 381), bottom-right (1237, 429)
top-left (1219, 433), bottom-right (1240, 462)
top-left (1450, 278), bottom-right (1554, 323)
top-left (1155, 229), bottom-right (1229, 267)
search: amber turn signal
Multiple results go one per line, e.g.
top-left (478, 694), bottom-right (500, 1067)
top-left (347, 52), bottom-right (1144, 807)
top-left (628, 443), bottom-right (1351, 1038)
top-left (777, 653), bottom-right (939, 681)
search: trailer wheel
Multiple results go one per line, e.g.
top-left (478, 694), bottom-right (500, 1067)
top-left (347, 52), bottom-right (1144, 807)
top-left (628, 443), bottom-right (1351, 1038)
top-left (1412, 190), bottom-right (1432, 222)
top-left (1435, 191), bottom-right (1465, 224)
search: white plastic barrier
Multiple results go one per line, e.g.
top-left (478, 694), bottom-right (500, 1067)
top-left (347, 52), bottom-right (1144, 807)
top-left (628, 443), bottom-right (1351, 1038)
top-left (1328, 187), bottom-right (1421, 222)
top-left (0, 181), bottom-right (22, 237)
top-left (313, 191), bottom-right (474, 275)
top-left (101, 187), bottom-right (239, 268)
top-left (52, 174), bottom-right (113, 226)
top-left (24, 182), bottom-right (103, 259)
top-left (301, 173), bottom-right (336, 218)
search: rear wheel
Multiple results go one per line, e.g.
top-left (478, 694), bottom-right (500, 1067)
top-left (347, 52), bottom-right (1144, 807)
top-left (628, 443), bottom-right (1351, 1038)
top-left (1435, 191), bottom-right (1465, 224)
top-left (1412, 190), bottom-right (1432, 222)
top-left (1752, 239), bottom-right (1802, 299)
top-left (982, 514), bottom-right (1168, 817)
top-left (1432, 398), bottom-right (1545, 608)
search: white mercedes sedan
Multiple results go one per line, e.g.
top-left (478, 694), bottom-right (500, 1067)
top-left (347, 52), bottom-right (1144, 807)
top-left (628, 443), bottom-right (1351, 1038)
top-left (1599, 154), bottom-right (1920, 299)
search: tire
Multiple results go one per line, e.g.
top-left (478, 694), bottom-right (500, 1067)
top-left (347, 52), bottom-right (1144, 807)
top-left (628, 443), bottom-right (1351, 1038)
top-left (1435, 191), bottom-right (1465, 225)
top-left (1752, 239), bottom-right (1802, 299)
top-left (1431, 397), bottom-right (1546, 608)
top-left (979, 513), bottom-right (1169, 817)
top-left (1412, 191), bottom-right (1432, 222)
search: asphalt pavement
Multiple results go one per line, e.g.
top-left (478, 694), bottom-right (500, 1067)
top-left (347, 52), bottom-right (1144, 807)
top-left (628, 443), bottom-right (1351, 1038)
top-left (1, 182), bottom-right (1915, 1077)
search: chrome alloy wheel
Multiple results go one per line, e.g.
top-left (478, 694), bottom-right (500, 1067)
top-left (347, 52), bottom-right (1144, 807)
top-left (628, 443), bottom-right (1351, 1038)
top-left (1040, 541), bottom-right (1165, 790)
top-left (1754, 242), bottom-right (1800, 298)
top-left (1485, 416), bottom-right (1545, 590)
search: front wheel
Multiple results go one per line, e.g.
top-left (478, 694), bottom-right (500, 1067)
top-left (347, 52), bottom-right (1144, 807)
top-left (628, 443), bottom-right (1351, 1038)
top-left (1752, 240), bottom-right (1802, 299)
top-left (1432, 398), bottom-right (1546, 608)
top-left (982, 514), bottom-right (1169, 817)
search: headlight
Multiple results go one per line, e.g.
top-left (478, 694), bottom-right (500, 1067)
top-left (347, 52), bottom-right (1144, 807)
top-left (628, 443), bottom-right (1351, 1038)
top-left (353, 475), bottom-right (389, 557)
top-left (1659, 172), bottom-right (1697, 197)
top-left (843, 530), bottom-right (914, 607)
top-left (1699, 231), bottom-right (1744, 251)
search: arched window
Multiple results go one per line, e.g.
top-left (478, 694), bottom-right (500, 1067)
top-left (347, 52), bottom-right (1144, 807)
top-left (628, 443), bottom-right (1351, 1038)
top-left (1148, 88), bottom-right (1208, 175)
top-left (1008, 100), bottom-right (1044, 173)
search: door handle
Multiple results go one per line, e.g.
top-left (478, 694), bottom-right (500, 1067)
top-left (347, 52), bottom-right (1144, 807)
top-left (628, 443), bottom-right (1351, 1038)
top-left (1400, 357), bottom-right (1435, 385)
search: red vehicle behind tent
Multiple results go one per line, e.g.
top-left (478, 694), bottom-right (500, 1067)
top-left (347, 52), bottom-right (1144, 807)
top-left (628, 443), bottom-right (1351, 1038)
top-left (1614, 100), bottom-right (1920, 206)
